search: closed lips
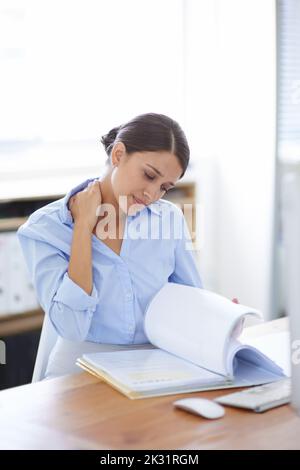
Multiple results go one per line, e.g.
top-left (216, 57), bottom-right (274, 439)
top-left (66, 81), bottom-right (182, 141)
top-left (133, 196), bottom-right (146, 205)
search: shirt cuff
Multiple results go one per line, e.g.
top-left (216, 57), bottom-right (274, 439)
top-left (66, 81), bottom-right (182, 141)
top-left (53, 272), bottom-right (99, 311)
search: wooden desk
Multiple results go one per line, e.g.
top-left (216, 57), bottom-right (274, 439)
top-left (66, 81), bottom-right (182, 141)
top-left (0, 317), bottom-right (299, 450)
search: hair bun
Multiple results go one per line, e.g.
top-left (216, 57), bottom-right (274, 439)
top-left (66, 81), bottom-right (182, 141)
top-left (100, 125), bottom-right (121, 155)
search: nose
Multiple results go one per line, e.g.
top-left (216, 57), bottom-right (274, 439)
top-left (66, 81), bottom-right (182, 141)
top-left (144, 178), bottom-right (164, 202)
top-left (143, 187), bottom-right (158, 203)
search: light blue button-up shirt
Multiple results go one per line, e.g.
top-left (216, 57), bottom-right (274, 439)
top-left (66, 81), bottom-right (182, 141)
top-left (17, 177), bottom-right (203, 344)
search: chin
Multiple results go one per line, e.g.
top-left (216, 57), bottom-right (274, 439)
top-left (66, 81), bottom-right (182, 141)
top-left (128, 195), bottom-right (145, 216)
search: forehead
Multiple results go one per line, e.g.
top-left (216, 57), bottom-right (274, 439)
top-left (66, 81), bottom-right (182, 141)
top-left (132, 151), bottom-right (183, 180)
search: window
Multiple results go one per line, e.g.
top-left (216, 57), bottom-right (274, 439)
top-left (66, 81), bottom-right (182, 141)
top-left (277, 0), bottom-right (300, 160)
top-left (0, 0), bottom-right (185, 184)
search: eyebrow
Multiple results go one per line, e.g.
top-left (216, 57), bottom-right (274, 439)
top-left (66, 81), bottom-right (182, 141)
top-left (146, 164), bottom-right (176, 187)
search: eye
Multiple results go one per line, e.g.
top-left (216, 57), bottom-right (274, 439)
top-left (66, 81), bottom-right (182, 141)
top-left (144, 171), bottom-right (155, 181)
top-left (144, 171), bottom-right (169, 193)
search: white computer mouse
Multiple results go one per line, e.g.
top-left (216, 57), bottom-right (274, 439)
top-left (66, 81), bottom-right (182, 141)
top-left (173, 398), bottom-right (225, 419)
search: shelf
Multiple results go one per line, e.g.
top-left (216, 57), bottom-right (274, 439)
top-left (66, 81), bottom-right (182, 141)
top-left (0, 217), bottom-right (27, 232)
top-left (0, 308), bottom-right (44, 337)
top-left (0, 164), bottom-right (197, 201)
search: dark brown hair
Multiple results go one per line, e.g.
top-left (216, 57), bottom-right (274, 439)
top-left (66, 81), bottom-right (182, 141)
top-left (100, 113), bottom-right (190, 178)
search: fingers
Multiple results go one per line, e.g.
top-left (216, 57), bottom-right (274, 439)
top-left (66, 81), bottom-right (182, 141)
top-left (83, 181), bottom-right (94, 192)
top-left (82, 180), bottom-right (102, 194)
top-left (89, 180), bottom-right (100, 189)
top-left (91, 180), bottom-right (102, 195)
top-left (68, 195), bottom-right (76, 208)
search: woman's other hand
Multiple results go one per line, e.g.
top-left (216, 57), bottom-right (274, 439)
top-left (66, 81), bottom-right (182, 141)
top-left (68, 180), bottom-right (102, 232)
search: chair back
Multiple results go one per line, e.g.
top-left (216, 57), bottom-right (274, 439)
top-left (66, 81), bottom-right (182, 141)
top-left (32, 314), bottom-right (58, 382)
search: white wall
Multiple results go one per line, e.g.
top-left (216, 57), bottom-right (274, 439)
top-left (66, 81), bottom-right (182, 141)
top-left (185, 0), bottom-right (276, 319)
top-left (0, 0), bottom-right (185, 175)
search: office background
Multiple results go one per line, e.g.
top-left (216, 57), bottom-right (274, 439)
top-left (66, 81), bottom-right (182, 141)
top-left (0, 0), bottom-right (298, 388)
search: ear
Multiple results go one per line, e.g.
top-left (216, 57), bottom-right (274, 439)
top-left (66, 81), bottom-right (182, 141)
top-left (111, 141), bottom-right (127, 167)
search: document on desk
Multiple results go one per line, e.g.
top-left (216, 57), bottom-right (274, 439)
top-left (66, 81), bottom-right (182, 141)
top-left (79, 348), bottom-right (227, 393)
top-left (76, 283), bottom-right (287, 399)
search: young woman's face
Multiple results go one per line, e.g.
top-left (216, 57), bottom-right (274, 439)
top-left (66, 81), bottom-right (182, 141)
top-left (110, 145), bottom-right (183, 215)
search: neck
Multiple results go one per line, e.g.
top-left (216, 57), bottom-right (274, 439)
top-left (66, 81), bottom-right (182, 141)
top-left (99, 167), bottom-right (126, 225)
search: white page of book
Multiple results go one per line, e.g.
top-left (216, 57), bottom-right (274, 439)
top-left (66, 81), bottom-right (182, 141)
top-left (240, 331), bottom-right (291, 377)
top-left (82, 348), bottom-right (226, 392)
top-left (226, 338), bottom-right (286, 377)
top-left (144, 282), bottom-right (262, 377)
top-left (231, 357), bottom-right (285, 387)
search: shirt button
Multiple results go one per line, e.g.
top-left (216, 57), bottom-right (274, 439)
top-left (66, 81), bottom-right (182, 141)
top-left (126, 292), bottom-right (132, 301)
top-left (128, 326), bottom-right (134, 333)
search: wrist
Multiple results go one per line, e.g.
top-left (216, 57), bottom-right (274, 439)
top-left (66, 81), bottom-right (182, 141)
top-left (74, 219), bottom-right (94, 233)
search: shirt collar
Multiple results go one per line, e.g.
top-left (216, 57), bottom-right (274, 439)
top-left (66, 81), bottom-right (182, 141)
top-left (59, 177), bottom-right (162, 225)
top-left (146, 201), bottom-right (162, 216)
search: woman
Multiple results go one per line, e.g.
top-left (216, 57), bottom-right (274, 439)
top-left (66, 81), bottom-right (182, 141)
top-left (18, 112), bottom-right (203, 379)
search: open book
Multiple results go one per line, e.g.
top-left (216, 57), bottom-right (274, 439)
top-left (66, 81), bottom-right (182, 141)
top-left (76, 283), bottom-right (286, 399)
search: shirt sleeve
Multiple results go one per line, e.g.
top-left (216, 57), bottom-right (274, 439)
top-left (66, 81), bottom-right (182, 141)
top-left (17, 230), bottom-right (99, 342)
top-left (168, 210), bottom-right (203, 288)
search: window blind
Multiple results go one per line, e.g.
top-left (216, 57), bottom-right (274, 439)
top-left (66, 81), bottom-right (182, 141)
top-left (277, 0), bottom-right (300, 158)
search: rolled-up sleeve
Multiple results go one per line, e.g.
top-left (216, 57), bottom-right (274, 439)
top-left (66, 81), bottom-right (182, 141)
top-left (168, 210), bottom-right (203, 289)
top-left (17, 230), bottom-right (99, 341)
